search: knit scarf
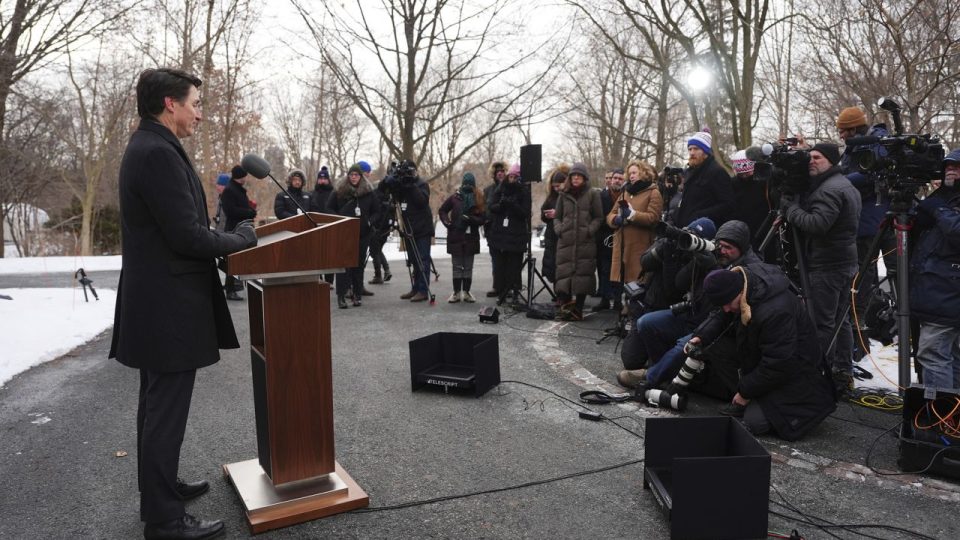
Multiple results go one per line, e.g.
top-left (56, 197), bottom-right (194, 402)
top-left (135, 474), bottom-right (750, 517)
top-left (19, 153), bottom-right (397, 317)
top-left (625, 179), bottom-right (652, 195)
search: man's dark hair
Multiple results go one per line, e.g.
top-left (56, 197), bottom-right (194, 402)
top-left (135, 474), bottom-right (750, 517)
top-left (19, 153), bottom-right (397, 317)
top-left (136, 68), bottom-right (203, 119)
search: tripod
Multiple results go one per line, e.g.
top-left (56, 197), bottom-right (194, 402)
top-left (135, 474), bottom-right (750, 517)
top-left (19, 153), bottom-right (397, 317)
top-left (74, 268), bottom-right (99, 302)
top-left (391, 198), bottom-right (438, 303)
top-left (826, 198), bottom-right (916, 391)
top-left (757, 208), bottom-right (816, 323)
top-left (598, 205), bottom-right (629, 345)
top-left (519, 182), bottom-right (555, 309)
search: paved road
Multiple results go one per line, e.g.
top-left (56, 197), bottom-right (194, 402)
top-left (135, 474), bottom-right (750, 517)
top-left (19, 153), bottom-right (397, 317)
top-left (0, 257), bottom-right (957, 539)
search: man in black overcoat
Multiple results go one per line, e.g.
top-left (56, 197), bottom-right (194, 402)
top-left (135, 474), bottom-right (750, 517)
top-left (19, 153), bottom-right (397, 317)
top-left (109, 68), bottom-right (257, 540)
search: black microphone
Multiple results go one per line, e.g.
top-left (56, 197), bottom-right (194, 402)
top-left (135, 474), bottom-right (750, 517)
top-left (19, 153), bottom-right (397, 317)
top-left (844, 135), bottom-right (880, 147)
top-left (240, 153), bottom-right (318, 227)
top-left (744, 146), bottom-right (765, 162)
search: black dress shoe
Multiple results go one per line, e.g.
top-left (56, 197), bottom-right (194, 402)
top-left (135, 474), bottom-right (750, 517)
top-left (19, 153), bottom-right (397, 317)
top-left (225, 291), bottom-right (243, 301)
top-left (144, 514), bottom-right (224, 540)
top-left (176, 478), bottom-right (209, 501)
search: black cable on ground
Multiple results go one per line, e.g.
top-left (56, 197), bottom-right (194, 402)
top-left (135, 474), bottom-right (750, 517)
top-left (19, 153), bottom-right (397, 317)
top-left (864, 422), bottom-right (952, 476)
top-left (352, 458), bottom-right (644, 513)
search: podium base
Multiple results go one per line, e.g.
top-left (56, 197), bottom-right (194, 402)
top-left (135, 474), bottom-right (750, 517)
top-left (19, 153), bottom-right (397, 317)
top-left (224, 459), bottom-right (369, 534)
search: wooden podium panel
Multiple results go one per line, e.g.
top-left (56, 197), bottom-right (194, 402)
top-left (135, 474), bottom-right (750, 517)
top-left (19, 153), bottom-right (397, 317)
top-left (224, 212), bottom-right (368, 533)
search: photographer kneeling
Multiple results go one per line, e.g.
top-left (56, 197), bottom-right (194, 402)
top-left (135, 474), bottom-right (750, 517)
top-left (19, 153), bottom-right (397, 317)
top-left (692, 266), bottom-right (836, 440)
top-left (616, 218), bottom-right (718, 386)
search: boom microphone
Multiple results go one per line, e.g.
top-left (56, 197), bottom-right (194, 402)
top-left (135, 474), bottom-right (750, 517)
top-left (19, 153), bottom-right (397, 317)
top-left (240, 153), bottom-right (318, 226)
top-left (744, 146), bottom-right (765, 162)
top-left (241, 153), bottom-right (272, 179)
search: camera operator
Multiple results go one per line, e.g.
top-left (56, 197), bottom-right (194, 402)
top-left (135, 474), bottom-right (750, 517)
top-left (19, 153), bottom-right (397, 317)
top-left (729, 150), bottom-right (771, 250)
top-left (386, 160), bottom-right (434, 303)
top-left (780, 142), bottom-right (862, 393)
top-left (487, 163), bottom-right (530, 306)
top-left (617, 218), bottom-right (718, 387)
top-left (909, 149), bottom-right (960, 390)
top-left (837, 107), bottom-right (895, 361)
top-left (608, 160), bottom-right (662, 312)
top-left (680, 267), bottom-right (836, 440)
top-left (672, 129), bottom-right (735, 227)
top-left (593, 168), bottom-right (624, 312)
top-left (274, 169), bottom-right (311, 220)
top-left (659, 167), bottom-right (682, 224)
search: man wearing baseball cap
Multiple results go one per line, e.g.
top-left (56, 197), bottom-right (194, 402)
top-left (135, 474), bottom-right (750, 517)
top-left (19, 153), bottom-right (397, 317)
top-left (909, 149), bottom-right (960, 390)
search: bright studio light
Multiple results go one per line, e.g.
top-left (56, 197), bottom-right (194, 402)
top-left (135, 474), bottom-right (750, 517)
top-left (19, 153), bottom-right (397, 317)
top-left (687, 66), bottom-right (712, 93)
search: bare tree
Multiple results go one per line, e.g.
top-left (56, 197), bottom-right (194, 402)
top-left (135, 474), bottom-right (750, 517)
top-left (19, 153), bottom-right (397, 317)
top-left (26, 50), bottom-right (137, 256)
top-left (0, 0), bottom-right (130, 256)
top-left (294, 0), bottom-right (563, 183)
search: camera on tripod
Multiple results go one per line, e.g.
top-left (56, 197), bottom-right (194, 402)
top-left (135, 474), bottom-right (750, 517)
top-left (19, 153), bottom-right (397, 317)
top-left (848, 98), bottom-right (943, 204)
top-left (655, 222), bottom-right (716, 253)
top-left (382, 159), bottom-right (418, 193)
top-left (752, 141), bottom-right (811, 195)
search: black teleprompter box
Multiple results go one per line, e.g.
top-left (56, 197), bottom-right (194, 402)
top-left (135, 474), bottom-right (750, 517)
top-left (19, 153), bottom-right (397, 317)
top-left (409, 332), bottom-right (500, 397)
top-left (899, 385), bottom-right (960, 480)
top-left (643, 416), bottom-right (770, 540)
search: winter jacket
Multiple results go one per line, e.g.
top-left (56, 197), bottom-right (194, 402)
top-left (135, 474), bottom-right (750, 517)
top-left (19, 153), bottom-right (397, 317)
top-left (729, 175), bottom-right (771, 248)
top-left (326, 178), bottom-right (380, 240)
top-left (909, 189), bottom-right (960, 326)
top-left (541, 192), bottom-right (559, 283)
top-left (487, 181), bottom-right (531, 253)
top-left (554, 187), bottom-right (603, 296)
top-left (274, 186), bottom-right (311, 220)
top-left (840, 124), bottom-right (890, 238)
top-left (309, 183), bottom-right (334, 214)
top-left (783, 166), bottom-right (861, 271)
top-left (694, 263), bottom-right (836, 441)
top-left (608, 181), bottom-right (662, 283)
top-left (439, 191), bottom-right (486, 256)
top-left (110, 120), bottom-right (251, 372)
top-left (483, 161), bottom-right (506, 238)
top-left (674, 155), bottom-right (735, 227)
top-left (396, 178), bottom-right (434, 239)
top-left (221, 180), bottom-right (257, 232)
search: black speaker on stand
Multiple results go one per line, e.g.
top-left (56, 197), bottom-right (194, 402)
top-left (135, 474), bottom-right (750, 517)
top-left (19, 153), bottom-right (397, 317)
top-left (518, 144), bottom-right (554, 308)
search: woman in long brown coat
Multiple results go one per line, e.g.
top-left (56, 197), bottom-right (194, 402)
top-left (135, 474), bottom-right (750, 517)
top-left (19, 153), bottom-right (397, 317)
top-left (609, 160), bottom-right (662, 288)
top-left (554, 162), bottom-right (604, 321)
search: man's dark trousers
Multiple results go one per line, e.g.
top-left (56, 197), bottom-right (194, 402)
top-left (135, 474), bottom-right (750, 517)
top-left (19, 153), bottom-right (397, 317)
top-left (137, 369), bottom-right (197, 524)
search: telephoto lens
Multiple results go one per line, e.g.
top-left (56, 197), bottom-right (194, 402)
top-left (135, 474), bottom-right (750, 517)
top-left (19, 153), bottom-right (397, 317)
top-left (672, 356), bottom-right (706, 388)
top-left (644, 388), bottom-right (688, 411)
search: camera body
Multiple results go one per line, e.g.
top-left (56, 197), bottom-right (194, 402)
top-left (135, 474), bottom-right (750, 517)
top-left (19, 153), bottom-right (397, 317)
top-left (753, 142), bottom-right (811, 195)
top-left (382, 159), bottom-right (418, 191)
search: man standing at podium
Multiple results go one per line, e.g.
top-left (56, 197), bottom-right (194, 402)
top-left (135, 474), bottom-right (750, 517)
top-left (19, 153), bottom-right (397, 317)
top-left (109, 68), bottom-right (257, 540)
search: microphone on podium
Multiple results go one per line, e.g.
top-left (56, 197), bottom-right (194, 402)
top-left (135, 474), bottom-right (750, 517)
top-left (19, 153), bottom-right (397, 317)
top-left (241, 153), bottom-right (319, 227)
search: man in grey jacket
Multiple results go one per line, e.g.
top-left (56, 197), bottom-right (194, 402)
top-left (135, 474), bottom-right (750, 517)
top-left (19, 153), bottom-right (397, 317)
top-left (781, 142), bottom-right (862, 393)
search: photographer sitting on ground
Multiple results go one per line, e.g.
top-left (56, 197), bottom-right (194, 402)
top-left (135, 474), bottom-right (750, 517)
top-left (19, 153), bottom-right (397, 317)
top-left (715, 220), bottom-right (762, 268)
top-left (685, 266), bottom-right (836, 441)
top-left (617, 218), bottom-right (718, 386)
top-left (780, 142), bottom-right (862, 393)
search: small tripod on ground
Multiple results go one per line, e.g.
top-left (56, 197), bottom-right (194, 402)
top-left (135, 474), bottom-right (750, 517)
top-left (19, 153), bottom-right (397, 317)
top-left (74, 268), bottom-right (99, 302)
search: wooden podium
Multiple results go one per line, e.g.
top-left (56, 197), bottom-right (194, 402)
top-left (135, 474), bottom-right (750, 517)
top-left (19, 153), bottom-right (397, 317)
top-left (223, 212), bottom-right (369, 534)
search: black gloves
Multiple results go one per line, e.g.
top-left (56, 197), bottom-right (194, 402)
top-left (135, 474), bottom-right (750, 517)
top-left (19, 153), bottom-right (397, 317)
top-left (234, 219), bottom-right (258, 248)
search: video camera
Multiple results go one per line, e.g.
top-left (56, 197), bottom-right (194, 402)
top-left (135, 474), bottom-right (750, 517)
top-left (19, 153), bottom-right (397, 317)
top-left (655, 222), bottom-right (716, 253)
top-left (848, 98), bottom-right (943, 204)
top-left (382, 159), bottom-right (418, 192)
top-left (752, 140), bottom-right (811, 195)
